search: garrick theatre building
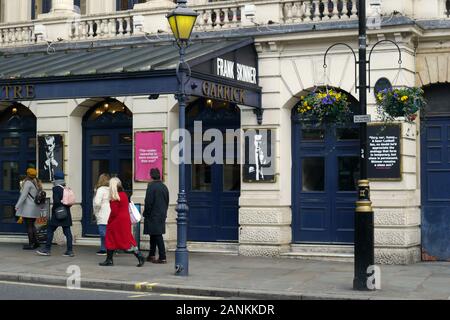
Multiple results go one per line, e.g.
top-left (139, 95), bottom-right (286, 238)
top-left (1, 0), bottom-right (450, 265)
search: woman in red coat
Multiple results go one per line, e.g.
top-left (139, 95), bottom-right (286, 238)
top-left (99, 177), bottom-right (145, 267)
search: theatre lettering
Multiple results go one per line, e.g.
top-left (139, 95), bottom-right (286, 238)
top-left (0, 85), bottom-right (36, 100)
top-left (202, 81), bottom-right (246, 104)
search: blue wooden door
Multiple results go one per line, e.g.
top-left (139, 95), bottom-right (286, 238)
top-left (292, 120), bottom-right (359, 243)
top-left (0, 107), bottom-right (36, 233)
top-left (421, 116), bottom-right (450, 261)
top-left (82, 105), bottom-right (132, 236)
top-left (186, 100), bottom-right (240, 242)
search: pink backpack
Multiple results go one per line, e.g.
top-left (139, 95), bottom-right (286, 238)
top-left (59, 185), bottom-right (76, 206)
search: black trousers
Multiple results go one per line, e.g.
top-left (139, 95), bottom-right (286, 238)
top-left (23, 218), bottom-right (37, 245)
top-left (149, 235), bottom-right (166, 260)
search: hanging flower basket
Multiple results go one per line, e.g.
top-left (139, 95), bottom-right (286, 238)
top-left (376, 87), bottom-right (426, 122)
top-left (297, 89), bottom-right (353, 126)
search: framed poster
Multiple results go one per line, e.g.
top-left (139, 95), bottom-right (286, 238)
top-left (134, 131), bottom-right (164, 182)
top-left (367, 123), bottom-right (402, 180)
top-left (38, 134), bottom-right (64, 182)
top-left (243, 128), bottom-right (276, 183)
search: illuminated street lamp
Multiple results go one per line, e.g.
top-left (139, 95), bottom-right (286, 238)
top-left (166, 0), bottom-right (198, 277)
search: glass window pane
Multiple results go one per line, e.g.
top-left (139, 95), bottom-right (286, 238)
top-left (3, 138), bottom-right (20, 147)
top-left (302, 157), bottom-right (325, 191)
top-left (28, 137), bottom-right (36, 148)
top-left (192, 164), bottom-right (212, 191)
top-left (2, 162), bottom-right (19, 191)
top-left (301, 129), bottom-right (324, 141)
top-left (1, 206), bottom-right (15, 223)
top-left (119, 134), bottom-right (132, 145)
top-left (91, 160), bottom-right (110, 189)
top-left (91, 136), bottom-right (110, 145)
top-left (337, 128), bottom-right (359, 140)
top-left (224, 164), bottom-right (240, 191)
top-left (119, 159), bottom-right (133, 192)
top-left (338, 157), bottom-right (360, 191)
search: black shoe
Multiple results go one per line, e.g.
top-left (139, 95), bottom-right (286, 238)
top-left (32, 243), bottom-right (40, 249)
top-left (99, 250), bottom-right (114, 266)
top-left (96, 250), bottom-right (107, 256)
top-left (134, 252), bottom-right (145, 267)
top-left (23, 245), bottom-right (35, 250)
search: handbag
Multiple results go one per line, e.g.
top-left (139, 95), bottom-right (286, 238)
top-left (129, 201), bottom-right (141, 225)
top-left (54, 205), bottom-right (68, 221)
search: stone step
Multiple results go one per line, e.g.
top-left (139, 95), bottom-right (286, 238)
top-left (184, 242), bottom-right (239, 255)
top-left (0, 235), bottom-right (27, 244)
top-left (281, 244), bottom-right (354, 262)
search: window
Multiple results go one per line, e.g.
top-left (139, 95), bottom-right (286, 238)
top-left (31, 0), bottom-right (52, 20)
top-left (192, 164), bottom-right (212, 192)
top-left (302, 157), bottom-right (325, 192)
top-left (2, 162), bottom-right (19, 192)
top-left (338, 157), bottom-right (360, 191)
top-left (116, 0), bottom-right (146, 11)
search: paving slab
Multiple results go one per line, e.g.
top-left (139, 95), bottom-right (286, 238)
top-left (0, 243), bottom-right (449, 300)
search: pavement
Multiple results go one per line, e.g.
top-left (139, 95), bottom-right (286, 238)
top-left (0, 243), bottom-right (449, 300)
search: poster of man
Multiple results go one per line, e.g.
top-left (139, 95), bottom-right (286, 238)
top-left (38, 135), bottom-right (63, 182)
top-left (243, 129), bottom-right (276, 183)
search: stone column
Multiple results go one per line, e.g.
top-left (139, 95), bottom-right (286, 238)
top-left (86, 0), bottom-right (115, 15)
top-left (3, 0), bottom-right (30, 23)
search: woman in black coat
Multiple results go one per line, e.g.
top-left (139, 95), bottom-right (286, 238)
top-left (37, 172), bottom-right (74, 257)
top-left (143, 168), bottom-right (169, 263)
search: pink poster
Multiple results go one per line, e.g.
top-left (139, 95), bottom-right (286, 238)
top-left (135, 131), bottom-right (164, 182)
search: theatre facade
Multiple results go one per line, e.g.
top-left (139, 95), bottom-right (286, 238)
top-left (1, 0), bottom-right (450, 264)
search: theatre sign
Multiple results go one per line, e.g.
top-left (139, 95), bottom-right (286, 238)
top-left (189, 43), bottom-right (260, 108)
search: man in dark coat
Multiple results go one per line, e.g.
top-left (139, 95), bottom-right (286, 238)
top-left (37, 171), bottom-right (74, 257)
top-left (143, 168), bottom-right (169, 263)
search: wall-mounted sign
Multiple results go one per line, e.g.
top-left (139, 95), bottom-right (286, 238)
top-left (38, 134), bottom-right (64, 182)
top-left (367, 124), bottom-right (401, 180)
top-left (135, 131), bottom-right (164, 182)
top-left (243, 129), bottom-right (276, 183)
top-left (0, 85), bottom-right (36, 100)
top-left (201, 81), bottom-right (246, 104)
top-left (216, 58), bottom-right (257, 84)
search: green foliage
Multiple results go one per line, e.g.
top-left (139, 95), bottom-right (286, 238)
top-left (297, 89), bottom-right (353, 126)
top-left (376, 87), bottom-right (426, 122)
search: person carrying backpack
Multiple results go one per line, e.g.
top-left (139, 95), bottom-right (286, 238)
top-left (15, 168), bottom-right (44, 250)
top-left (37, 171), bottom-right (75, 257)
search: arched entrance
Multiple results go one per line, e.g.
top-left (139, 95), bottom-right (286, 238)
top-left (291, 89), bottom-right (360, 243)
top-left (186, 99), bottom-right (241, 242)
top-left (421, 83), bottom-right (450, 261)
top-left (82, 99), bottom-right (132, 236)
top-left (0, 104), bottom-right (37, 233)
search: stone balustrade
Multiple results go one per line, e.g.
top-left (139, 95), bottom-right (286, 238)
top-left (282, 0), bottom-right (358, 23)
top-left (1, 0), bottom-right (450, 48)
top-left (0, 24), bottom-right (35, 47)
top-left (70, 13), bottom-right (134, 40)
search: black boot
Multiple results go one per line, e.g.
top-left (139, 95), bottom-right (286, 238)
top-left (99, 250), bottom-right (114, 266)
top-left (134, 251), bottom-right (145, 267)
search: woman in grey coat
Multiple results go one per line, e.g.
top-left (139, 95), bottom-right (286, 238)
top-left (15, 168), bottom-right (42, 250)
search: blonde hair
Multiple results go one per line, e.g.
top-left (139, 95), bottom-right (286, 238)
top-left (109, 177), bottom-right (123, 201)
top-left (95, 173), bottom-right (111, 190)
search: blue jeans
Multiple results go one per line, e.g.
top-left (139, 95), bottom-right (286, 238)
top-left (45, 226), bottom-right (73, 252)
top-left (98, 224), bottom-right (107, 252)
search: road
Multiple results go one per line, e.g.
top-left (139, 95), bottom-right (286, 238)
top-left (0, 281), bottom-right (227, 300)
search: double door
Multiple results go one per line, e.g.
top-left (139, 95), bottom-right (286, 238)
top-left (421, 116), bottom-right (450, 260)
top-left (292, 126), bottom-right (360, 243)
top-left (0, 131), bottom-right (36, 233)
top-left (82, 128), bottom-right (132, 236)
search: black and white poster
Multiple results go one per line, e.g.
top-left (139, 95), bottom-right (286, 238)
top-left (38, 135), bottom-right (63, 182)
top-left (243, 129), bottom-right (276, 183)
top-left (367, 124), bottom-right (402, 180)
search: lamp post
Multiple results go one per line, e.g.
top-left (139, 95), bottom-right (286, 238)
top-left (166, 0), bottom-right (198, 277)
top-left (353, 0), bottom-right (374, 291)
top-left (323, 0), bottom-right (402, 290)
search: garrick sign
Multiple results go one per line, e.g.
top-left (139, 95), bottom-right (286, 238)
top-left (201, 81), bottom-right (246, 104)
